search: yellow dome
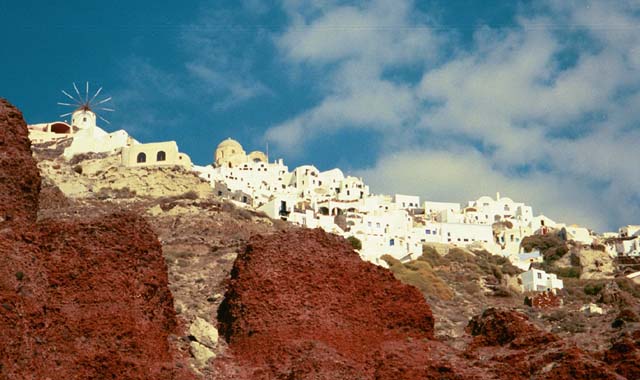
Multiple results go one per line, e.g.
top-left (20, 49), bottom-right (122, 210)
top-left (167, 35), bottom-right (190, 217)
top-left (217, 138), bottom-right (243, 150)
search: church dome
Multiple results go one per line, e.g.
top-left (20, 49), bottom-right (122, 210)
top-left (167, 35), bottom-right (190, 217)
top-left (214, 138), bottom-right (247, 167)
top-left (217, 138), bottom-right (243, 151)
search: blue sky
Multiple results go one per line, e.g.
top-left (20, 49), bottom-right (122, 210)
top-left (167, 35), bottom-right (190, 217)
top-left (2, 1), bottom-right (639, 231)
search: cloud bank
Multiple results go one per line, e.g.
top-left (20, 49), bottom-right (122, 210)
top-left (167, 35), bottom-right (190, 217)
top-left (266, 0), bottom-right (640, 231)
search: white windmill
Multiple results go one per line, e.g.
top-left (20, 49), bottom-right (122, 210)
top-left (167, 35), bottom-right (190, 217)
top-left (58, 82), bottom-right (114, 131)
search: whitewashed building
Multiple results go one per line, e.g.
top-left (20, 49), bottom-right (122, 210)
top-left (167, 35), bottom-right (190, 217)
top-left (520, 268), bottom-right (563, 293)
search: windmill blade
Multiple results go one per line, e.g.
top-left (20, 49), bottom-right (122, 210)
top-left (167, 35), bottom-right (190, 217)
top-left (57, 102), bottom-right (76, 107)
top-left (85, 81), bottom-right (89, 103)
top-left (96, 97), bottom-right (112, 105)
top-left (60, 112), bottom-right (73, 118)
top-left (97, 114), bottom-right (111, 124)
top-left (61, 90), bottom-right (80, 103)
top-left (89, 86), bottom-right (103, 104)
top-left (98, 107), bottom-right (114, 112)
top-left (73, 82), bottom-right (82, 101)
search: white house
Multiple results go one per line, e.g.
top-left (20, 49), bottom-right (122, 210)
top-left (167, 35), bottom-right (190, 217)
top-left (121, 141), bottom-right (192, 168)
top-left (467, 193), bottom-right (534, 225)
top-left (510, 250), bottom-right (543, 271)
top-left (620, 225), bottom-right (640, 238)
top-left (394, 194), bottom-right (421, 210)
top-left (520, 268), bottom-right (563, 293)
top-left (28, 121), bottom-right (74, 143)
top-left (565, 225), bottom-right (593, 244)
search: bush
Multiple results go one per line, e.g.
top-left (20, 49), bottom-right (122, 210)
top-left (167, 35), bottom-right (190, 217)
top-left (15, 271), bottom-right (24, 281)
top-left (554, 266), bottom-right (581, 278)
top-left (521, 234), bottom-right (569, 262)
top-left (445, 248), bottom-right (474, 263)
top-left (418, 245), bottom-right (446, 267)
top-left (501, 262), bottom-right (521, 276)
top-left (346, 236), bottom-right (362, 250)
top-left (584, 283), bottom-right (604, 296)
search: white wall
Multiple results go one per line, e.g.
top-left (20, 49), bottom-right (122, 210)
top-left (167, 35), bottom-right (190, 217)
top-left (520, 269), bottom-right (563, 292)
top-left (121, 141), bottom-right (192, 168)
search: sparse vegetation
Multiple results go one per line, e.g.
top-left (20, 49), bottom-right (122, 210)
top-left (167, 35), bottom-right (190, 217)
top-left (381, 255), bottom-right (454, 300)
top-left (552, 266), bottom-right (581, 278)
top-left (15, 272), bottom-right (24, 281)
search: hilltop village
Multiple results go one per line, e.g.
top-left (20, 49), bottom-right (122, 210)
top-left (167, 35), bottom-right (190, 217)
top-left (5, 96), bottom-right (640, 379)
top-left (29, 105), bottom-right (640, 294)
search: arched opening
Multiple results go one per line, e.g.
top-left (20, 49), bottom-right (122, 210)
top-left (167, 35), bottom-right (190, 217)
top-left (49, 122), bottom-right (71, 134)
top-left (319, 207), bottom-right (329, 216)
top-left (156, 151), bottom-right (166, 161)
top-left (136, 152), bottom-right (146, 163)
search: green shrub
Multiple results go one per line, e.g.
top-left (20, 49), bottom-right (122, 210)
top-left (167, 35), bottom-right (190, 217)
top-left (554, 266), bottom-right (581, 278)
top-left (346, 236), bottom-right (362, 250)
top-left (584, 283), bottom-right (604, 296)
top-left (419, 245), bottom-right (446, 267)
top-left (15, 271), bottom-right (24, 281)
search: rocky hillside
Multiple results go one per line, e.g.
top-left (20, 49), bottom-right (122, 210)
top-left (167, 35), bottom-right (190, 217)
top-left (4, 97), bottom-right (640, 379)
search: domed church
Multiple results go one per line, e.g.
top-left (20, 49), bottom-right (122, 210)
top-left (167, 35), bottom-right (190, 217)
top-left (214, 138), bottom-right (267, 168)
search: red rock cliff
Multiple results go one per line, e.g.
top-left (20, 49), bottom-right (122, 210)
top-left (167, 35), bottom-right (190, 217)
top-left (0, 99), bottom-right (40, 225)
top-left (0, 99), bottom-right (194, 379)
top-left (215, 229), bottom-right (484, 379)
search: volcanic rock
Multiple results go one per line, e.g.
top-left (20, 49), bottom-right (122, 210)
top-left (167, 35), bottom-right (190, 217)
top-left (604, 330), bottom-right (640, 379)
top-left (0, 98), bottom-right (41, 225)
top-left (466, 308), bottom-right (623, 379)
top-left (0, 99), bottom-right (194, 379)
top-left (215, 229), bottom-right (482, 379)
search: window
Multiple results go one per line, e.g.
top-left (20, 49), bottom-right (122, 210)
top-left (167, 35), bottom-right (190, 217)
top-left (537, 272), bottom-right (542, 279)
top-left (425, 229), bottom-right (431, 235)
top-left (136, 152), bottom-right (146, 163)
top-left (156, 151), bottom-right (166, 161)
top-left (389, 239), bottom-right (395, 246)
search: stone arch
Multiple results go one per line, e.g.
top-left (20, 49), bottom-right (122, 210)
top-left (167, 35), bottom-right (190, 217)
top-left (156, 151), bottom-right (166, 161)
top-left (137, 152), bottom-right (146, 163)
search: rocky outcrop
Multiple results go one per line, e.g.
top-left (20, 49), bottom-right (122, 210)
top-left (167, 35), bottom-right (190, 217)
top-left (466, 308), bottom-right (623, 379)
top-left (604, 330), bottom-right (640, 379)
top-left (0, 98), bottom-right (41, 225)
top-left (577, 248), bottom-right (616, 280)
top-left (467, 308), bottom-right (557, 348)
top-left (36, 152), bottom-right (212, 199)
top-left (215, 229), bottom-right (484, 379)
top-left (215, 228), bottom-right (635, 380)
top-left (0, 99), bottom-right (194, 379)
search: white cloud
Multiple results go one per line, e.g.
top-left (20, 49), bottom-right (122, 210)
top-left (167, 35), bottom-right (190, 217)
top-left (267, 0), bottom-right (439, 154)
top-left (267, 0), bottom-right (640, 230)
top-left (355, 148), bottom-right (610, 231)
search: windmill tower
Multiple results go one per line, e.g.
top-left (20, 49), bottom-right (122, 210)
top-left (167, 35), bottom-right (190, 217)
top-left (58, 82), bottom-right (113, 132)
